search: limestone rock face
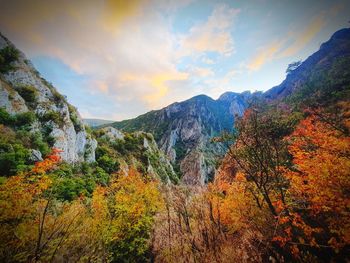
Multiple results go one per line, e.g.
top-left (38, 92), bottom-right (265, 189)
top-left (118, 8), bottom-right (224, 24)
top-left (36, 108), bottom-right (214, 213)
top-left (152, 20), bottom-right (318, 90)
top-left (0, 34), bottom-right (96, 163)
top-left (97, 127), bottom-right (177, 183)
top-left (100, 127), bottom-right (124, 140)
top-left (0, 79), bottom-right (28, 114)
top-left (110, 93), bottom-right (255, 185)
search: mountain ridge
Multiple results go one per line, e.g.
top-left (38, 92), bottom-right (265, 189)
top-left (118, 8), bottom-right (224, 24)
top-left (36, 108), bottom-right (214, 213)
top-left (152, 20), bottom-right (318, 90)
top-left (105, 90), bottom-right (254, 184)
top-left (104, 27), bottom-right (350, 185)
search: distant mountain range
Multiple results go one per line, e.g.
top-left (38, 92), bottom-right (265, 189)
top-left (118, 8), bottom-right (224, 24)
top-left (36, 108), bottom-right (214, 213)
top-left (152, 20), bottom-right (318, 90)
top-left (84, 118), bottom-right (114, 127)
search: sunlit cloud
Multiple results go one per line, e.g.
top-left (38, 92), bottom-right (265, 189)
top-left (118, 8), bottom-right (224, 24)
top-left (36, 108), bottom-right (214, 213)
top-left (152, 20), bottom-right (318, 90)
top-left (144, 72), bottom-right (189, 106)
top-left (103, 0), bottom-right (144, 31)
top-left (178, 4), bottom-right (240, 57)
top-left (279, 14), bottom-right (326, 57)
top-left (246, 10), bottom-right (334, 71)
top-left (247, 40), bottom-right (286, 71)
top-left (1, 0), bottom-right (348, 119)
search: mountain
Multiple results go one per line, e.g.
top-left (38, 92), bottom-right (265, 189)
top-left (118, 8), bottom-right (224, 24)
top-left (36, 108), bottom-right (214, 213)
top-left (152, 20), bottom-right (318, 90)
top-left (84, 118), bottom-right (114, 127)
top-left (0, 33), bottom-right (97, 164)
top-left (106, 28), bottom-right (350, 185)
top-left (216, 27), bottom-right (350, 182)
top-left (265, 28), bottom-right (350, 104)
top-left (106, 91), bottom-right (258, 185)
top-left (0, 32), bottom-right (178, 183)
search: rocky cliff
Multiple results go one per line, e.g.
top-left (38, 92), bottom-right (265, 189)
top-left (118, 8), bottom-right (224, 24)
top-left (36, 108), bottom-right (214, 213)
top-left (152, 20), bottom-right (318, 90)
top-left (0, 33), bottom-right (97, 163)
top-left (108, 91), bottom-right (257, 185)
top-left (95, 126), bottom-right (178, 183)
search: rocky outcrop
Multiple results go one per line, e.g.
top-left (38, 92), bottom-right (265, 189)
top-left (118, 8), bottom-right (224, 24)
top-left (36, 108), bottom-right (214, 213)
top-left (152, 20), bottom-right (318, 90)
top-left (0, 79), bottom-right (28, 114)
top-left (0, 33), bottom-right (97, 163)
top-left (97, 127), bottom-right (177, 183)
top-left (100, 126), bottom-right (124, 140)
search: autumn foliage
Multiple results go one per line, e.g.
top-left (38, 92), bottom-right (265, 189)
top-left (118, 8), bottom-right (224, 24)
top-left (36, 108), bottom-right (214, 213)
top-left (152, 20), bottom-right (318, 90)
top-left (0, 150), bottom-right (163, 262)
top-left (0, 103), bottom-right (349, 262)
top-left (207, 105), bottom-right (350, 261)
top-left (285, 114), bottom-right (350, 250)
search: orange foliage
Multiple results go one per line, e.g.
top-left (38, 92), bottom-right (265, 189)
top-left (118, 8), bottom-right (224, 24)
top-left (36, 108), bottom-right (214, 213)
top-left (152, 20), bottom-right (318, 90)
top-left (285, 114), bottom-right (350, 249)
top-left (31, 148), bottom-right (62, 174)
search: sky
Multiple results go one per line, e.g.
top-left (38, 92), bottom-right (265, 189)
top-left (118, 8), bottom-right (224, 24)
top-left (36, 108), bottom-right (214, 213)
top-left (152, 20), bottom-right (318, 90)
top-left (0, 0), bottom-right (349, 120)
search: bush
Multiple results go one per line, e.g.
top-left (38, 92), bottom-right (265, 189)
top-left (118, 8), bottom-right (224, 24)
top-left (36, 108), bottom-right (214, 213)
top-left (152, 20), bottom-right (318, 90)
top-left (95, 167), bottom-right (110, 186)
top-left (40, 110), bottom-right (64, 127)
top-left (52, 90), bottom-right (65, 105)
top-left (0, 143), bottom-right (30, 176)
top-left (0, 46), bottom-right (19, 74)
top-left (16, 85), bottom-right (38, 105)
top-left (0, 108), bottom-right (15, 125)
top-left (15, 111), bottom-right (36, 127)
top-left (30, 132), bottom-right (50, 157)
top-left (97, 154), bottom-right (119, 173)
top-left (54, 177), bottom-right (88, 201)
top-left (0, 108), bottom-right (36, 128)
top-left (70, 112), bottom-right (83, 132)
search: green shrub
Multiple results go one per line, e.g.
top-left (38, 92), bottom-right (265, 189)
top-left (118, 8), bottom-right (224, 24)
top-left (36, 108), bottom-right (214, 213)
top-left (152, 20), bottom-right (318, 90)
top-left (97, 154), bottom-right (119, 173)
top-left (51, 163), bottom-right (100, 201)
top-left (30, 132), bottom-right (50, 157)
top-left (0, 108), bottom-right (36, 129)
top-left (54, 177), bottom-right (88, 201)
top-left (70, 112), bottom-right (83, 132)
top-left (15, 112), bottom-right (36, 127)
top-left (95, 167), bottom-right (110, 186)
top-left (52, 90), bottom-right (65, 105)
top-left (0, 143), bottom-right (30, 176)
top-left (174, 140), bottom-right (187, 161)
top-left (40, 110), bottom-right (64, 127)
top-left (0, 108), bottom-right (15, 125)
top-left (41, 125), bottom-right (55, 146)
top-left (0, 46), bottom-right (19, 74)
top-left (16, 85), bottom-right (38, 105)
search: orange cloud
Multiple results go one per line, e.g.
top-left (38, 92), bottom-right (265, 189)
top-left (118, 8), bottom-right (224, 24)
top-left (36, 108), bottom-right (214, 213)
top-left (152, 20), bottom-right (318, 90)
top-left (144, 72), bottom-right (189, 105)
top-left (103, 0), bottom-right (144, 31)
top-left (280, 14), bottom-right (326, 57)
top-left (247, 40), bottom-right (285, 71)
top-left (247, 10), bottom-right (332, 71)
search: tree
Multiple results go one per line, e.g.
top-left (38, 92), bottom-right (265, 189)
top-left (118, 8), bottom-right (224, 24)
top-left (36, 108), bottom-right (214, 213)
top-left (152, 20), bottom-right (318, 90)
top-left (107, 168), bottom-right (163, 262)
top-left (286, 61), bottom-right (302, 75)
top-left (0, 45), bottom-right (19, 74)
top-left (225, 107), bottom-right (295, 217)
top-left (284, 113), bottom-right (350, 252)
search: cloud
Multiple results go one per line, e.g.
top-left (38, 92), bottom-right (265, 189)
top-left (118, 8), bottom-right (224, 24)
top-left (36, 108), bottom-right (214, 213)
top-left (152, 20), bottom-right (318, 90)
top-left (178, 4), bottom-right (240, 57)
top-left (203, 69), bottom-right (245, 99)
top-left (279, 14), bottom-right (326, 57)
top-left (0, 0), bottom-right (196, 117)
top-left (189, 66), bottom-right (215, 78)
top-left (103, 0), bottom-right (144, 31)
top-left (144, 72), bottom-right (189, 106)
top-left (201, 57), bottom-right (215, 64)
top-left (247, 11), bottom-right (329, 71)
top-left (247, 40), bottom-right (285, 71)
